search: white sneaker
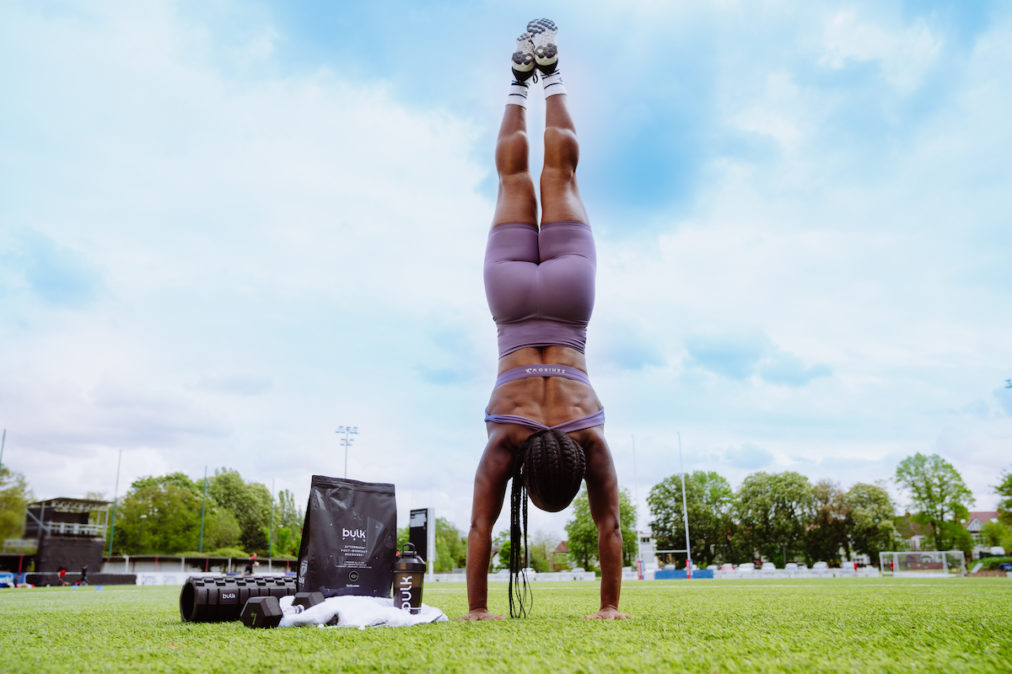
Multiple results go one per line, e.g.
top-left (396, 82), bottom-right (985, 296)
top-left (526, 18), bottom-right (558, 75)
top-left (511, 32), bottom-right (536, 82)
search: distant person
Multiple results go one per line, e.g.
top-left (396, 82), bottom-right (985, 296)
top-left (244, 553), bottom-right (257, 577)
top-left (462, 19), bottom-right (626, 621)
top-left (77, 565), bottom-right (88, 586)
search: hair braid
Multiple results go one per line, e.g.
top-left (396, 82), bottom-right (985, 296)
top-left (508, 455), bottom-right (532, 618)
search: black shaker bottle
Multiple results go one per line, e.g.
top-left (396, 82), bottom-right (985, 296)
top-left (392, 543), bottom-right (426, 614)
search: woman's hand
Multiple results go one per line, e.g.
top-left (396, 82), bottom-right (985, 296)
top-left (584, 607), bottom-right (629, 620)
top-left (457, 609), bottom-right (506, 621)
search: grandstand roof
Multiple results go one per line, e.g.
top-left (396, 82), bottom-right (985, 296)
top-left (29, 498), bottom-right (111, 512)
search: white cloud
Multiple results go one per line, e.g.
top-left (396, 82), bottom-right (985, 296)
top-left (728, 72), bottom-right (806, 152)
top-left (820, 8), bottom-right (943, 92)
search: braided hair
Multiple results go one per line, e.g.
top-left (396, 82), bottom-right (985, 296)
top-left (509, 429), bottom-right (586, 618)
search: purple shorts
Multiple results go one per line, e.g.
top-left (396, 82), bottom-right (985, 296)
top-left (483, 221), bottom-right (596, 357)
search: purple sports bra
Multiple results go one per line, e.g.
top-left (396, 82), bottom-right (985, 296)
top-left (484, 364), bottom-right (605, 433)
top-left (493, 364), bottom-right (591, 388)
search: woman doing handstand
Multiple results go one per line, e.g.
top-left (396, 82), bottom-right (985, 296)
top-left (461, 19), bottom-right (628, 621)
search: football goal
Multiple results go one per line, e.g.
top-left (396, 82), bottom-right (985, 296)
top-left (880, 551), bottom-right (966, 577)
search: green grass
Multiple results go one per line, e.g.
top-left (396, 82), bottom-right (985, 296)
top-left (2, 578), bottom-right (1011, 672)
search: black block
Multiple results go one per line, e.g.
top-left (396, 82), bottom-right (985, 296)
top-left (241, 596), bottom-right (283, 628)
top-left (292, 591), bottom-right (325, 611)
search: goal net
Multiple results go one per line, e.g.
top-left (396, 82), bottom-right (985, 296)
top-left (880, 551), bottom-right (965, 577)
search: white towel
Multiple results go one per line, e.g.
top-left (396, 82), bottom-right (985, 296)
top-left (278, 594), bottom-right (447, 629)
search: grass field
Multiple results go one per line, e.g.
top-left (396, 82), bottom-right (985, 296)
top-left (2, 578), bottom-right (1010, 672)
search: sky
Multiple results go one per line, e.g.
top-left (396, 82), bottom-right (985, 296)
top-left (2, 0), bottom-right (1011, 546)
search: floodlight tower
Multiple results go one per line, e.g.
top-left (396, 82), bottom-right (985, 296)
top-left (336, 425), bottom-right (359, 478)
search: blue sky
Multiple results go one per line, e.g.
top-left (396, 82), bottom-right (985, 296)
top-left (1, 1), bottom-right (1010, 543)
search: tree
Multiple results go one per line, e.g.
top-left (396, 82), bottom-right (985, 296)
top-left (270, 489), bottom-right (303, 557)
top-left (804, 480), bottom-right (849, 565)
top-left (494, 530), bottom-right (511, 571)
top-left (736, 471), bottom-right (815, 566)
top-left (619, 489), bottom-right (639, 565)
top-left (208, 469), bottom-right (271, 554)
top-left (202, 508), bottom-right (242, 552)
top-left (274, 489), bottom-right (303, 532)
top-left (996, 470), bottom-right (1012, 525)
top-left (116, 473), bottom-right (204, 554)
top-left (0, 466), bottom-right (33, 542)
top-left (494, 529), bottom-right (557, 572)
top-left (894, 453), bottom-right (974, 551)
top-left (433, 517), bottom-right (467, 572)
top-left (844, 482), bottom-right (897, 564)
top-left (113, 472), bottom-right (244, 555)
top-left (564, 486), bottom-right (637, 571)
top-left (647, 471), bottom-right (736, 566)
top-left (980, 520), bottom-right (1012, 551)
top-left (529, 530), bottom-right (561, 572)
top-left (564, 490), bottom-right (597, 570)
top-left (940, 521), bottom-right (974, 557)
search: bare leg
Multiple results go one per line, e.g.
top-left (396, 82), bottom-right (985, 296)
top-left (492, 104), bottom-right (538, 227)
top-left (540, 94), bottom-right (589, 225)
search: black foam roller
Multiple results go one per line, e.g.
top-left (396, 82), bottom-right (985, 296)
top-left (179, 575), bottom-right (298, 622)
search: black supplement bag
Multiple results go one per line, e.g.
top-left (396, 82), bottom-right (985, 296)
top-left (297, 475), bottom-right (396, 598)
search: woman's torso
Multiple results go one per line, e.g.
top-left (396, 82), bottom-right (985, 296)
top-left (486, 345), bottom-right (603, 431)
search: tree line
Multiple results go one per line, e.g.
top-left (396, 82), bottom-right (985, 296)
top-left (644, 453), bottom-right (1012, 568)
top-left (2, 453), bottom-right (1011, 568)
top-left (107, 469), bottom-right (304, 557)
top-left (0, 466), bottom-right (303, 558)
top-left (647, 470), bottom-right (896, 567)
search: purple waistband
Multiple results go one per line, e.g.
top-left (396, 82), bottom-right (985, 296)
top-left (484, 408), bottom-right (606, 434)
top-left (494, 364), bottom-right (591, 389)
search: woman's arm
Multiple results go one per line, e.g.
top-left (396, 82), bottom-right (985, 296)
top-left (582, 431), bottom-right (630, 619)
top-left (459, 431), bottom-right (515, 620)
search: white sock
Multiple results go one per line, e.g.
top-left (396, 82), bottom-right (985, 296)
top-left (542, 70), bottom-right (566, 98)
top-left (506, 80), bottom-right (530, 108)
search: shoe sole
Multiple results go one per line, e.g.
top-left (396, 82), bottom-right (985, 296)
top-left (526, 18), bottom-right (558, 73)
top-left (526, 18), bottom-right (557, 39)
top-left (511, 32), bottom-right (535, 82)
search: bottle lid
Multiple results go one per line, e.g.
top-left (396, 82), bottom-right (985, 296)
top-left (394, 542), bottom-right (426, 573)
